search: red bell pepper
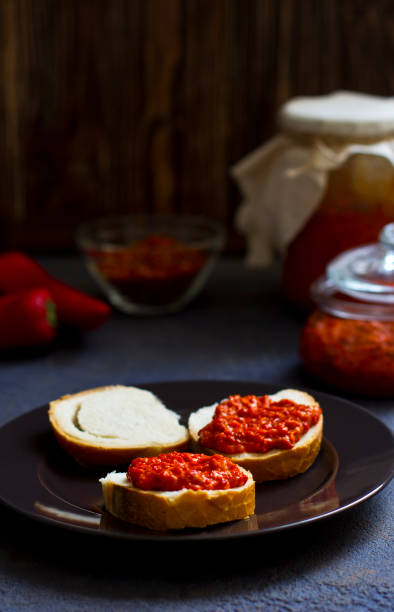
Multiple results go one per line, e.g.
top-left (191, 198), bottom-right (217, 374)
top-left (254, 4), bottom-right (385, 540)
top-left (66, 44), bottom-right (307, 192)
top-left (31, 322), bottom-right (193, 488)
top-left (0, 252), bottom-right (111, 330)
top-left (0, 288), bottom-right (57, 349)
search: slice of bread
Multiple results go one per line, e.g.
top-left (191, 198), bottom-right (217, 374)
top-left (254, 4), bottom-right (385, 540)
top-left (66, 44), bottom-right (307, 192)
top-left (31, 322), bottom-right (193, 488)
top-left (188, 389), bottom-right (323, 483)
top-left (100, 466), bottom-right (255, 530)
top-left (48, 385), bottom-right (190, 467)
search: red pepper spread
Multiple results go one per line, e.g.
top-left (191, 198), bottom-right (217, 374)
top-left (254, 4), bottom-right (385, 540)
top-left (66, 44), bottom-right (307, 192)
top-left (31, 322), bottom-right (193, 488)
top-left (91, 235), bottom-right (206, 305)
top-left (127, 451), bottom-right (247, 491)
top-left (300, 310), bottom-right (394, 397)
top-left (198, 395), bottom-right (321, 455)
top-left (282, 209), bottom-right (393, 310)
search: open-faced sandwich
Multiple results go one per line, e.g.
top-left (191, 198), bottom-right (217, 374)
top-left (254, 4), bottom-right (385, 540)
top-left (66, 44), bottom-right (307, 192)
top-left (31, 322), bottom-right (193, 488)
top-left (188, 389), bottom-right (323, 483)
top-left (48, 385), bottom-right (190, 467)
top-left (100, 451), bottom-right (255, 530)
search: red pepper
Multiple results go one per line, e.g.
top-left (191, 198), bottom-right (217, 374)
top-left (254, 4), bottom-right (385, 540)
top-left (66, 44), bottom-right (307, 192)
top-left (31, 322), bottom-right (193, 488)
top-left (0, 288), bottom-right (57, 349)
top-left (0, 252), bottom-right (111, 330)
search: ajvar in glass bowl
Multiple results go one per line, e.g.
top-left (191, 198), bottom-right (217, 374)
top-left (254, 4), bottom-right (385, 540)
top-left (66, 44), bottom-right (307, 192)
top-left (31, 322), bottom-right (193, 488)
top-left (76, 215), bottom-right (226, 314)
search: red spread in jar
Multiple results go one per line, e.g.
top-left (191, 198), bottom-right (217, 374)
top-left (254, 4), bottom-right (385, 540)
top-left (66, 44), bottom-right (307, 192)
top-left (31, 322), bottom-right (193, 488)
top-left (127, 451), bottom-right (247, 491)
top-left (198, 395), bottom-right (321, 454)
top-left (300, 309), bottom-right (394, 397)
top-left (282, 209), bottom-right (393, 311)
top-left (90, 235), bottom-right (206, 305)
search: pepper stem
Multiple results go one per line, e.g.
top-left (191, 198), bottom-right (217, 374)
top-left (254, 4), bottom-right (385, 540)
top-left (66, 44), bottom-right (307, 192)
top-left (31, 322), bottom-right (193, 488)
top-left (45, 299), bottom-right (57, 328)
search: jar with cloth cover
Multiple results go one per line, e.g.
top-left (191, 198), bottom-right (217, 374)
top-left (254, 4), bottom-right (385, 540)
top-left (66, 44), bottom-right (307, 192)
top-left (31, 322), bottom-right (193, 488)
top-left (232, 91), bottom-right (394, 311)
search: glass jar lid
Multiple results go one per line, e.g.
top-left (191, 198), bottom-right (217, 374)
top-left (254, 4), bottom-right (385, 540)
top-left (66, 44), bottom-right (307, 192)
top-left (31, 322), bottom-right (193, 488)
top-left (311, 224), bottom-right (394, 320)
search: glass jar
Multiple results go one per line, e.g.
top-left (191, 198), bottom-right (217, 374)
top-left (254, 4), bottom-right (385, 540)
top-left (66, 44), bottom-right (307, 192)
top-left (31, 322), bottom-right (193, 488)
top-left (300, 224), bottom-right (394, 397)
top-left (279, 92), bottom-right (394, 311)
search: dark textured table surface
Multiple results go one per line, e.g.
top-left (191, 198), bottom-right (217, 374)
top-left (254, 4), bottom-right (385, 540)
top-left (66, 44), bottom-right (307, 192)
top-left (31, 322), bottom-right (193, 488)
top-left (0, 256), bottom-right (393, 612)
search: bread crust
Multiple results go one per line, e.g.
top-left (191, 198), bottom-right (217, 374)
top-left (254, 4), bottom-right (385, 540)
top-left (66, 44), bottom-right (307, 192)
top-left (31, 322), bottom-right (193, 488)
top-left (48, 385), bottom-right (190, 467)
top-left (188, 389), bottom-right (323, 483)
top-left (100, 468), bottom-right (255, 530)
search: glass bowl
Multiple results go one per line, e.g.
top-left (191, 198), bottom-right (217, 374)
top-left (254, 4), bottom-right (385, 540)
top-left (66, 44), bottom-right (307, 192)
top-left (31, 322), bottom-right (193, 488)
top-left (76, 214), bottom-right (226, 314)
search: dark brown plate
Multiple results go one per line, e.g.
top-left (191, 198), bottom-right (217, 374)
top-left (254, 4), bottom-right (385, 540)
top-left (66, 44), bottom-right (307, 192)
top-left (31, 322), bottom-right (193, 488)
top-left (0, 380), bottom-right (392, 542)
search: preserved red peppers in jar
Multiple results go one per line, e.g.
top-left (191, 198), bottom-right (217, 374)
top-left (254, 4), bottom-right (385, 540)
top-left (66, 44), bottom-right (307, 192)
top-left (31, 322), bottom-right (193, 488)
top-left (233, 92), bottom-right (394, 312)
top-left (280, 93), bottom-right (394, 310)
top-left (300, 224), bottom-right (394, 397)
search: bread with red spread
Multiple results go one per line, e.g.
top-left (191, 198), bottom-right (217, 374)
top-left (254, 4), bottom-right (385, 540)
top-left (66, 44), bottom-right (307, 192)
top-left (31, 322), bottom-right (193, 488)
top-left (100, 453), bottom-right (255, 530)
top-left (48, 385), bottom-right (190, 467)
top-left (188, 389), bottom-right (323, 483)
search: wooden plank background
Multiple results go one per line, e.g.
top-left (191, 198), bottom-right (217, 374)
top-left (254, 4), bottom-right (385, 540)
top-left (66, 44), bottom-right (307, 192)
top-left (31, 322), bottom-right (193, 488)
top-left (0, 0), bottom-right (393, 252)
